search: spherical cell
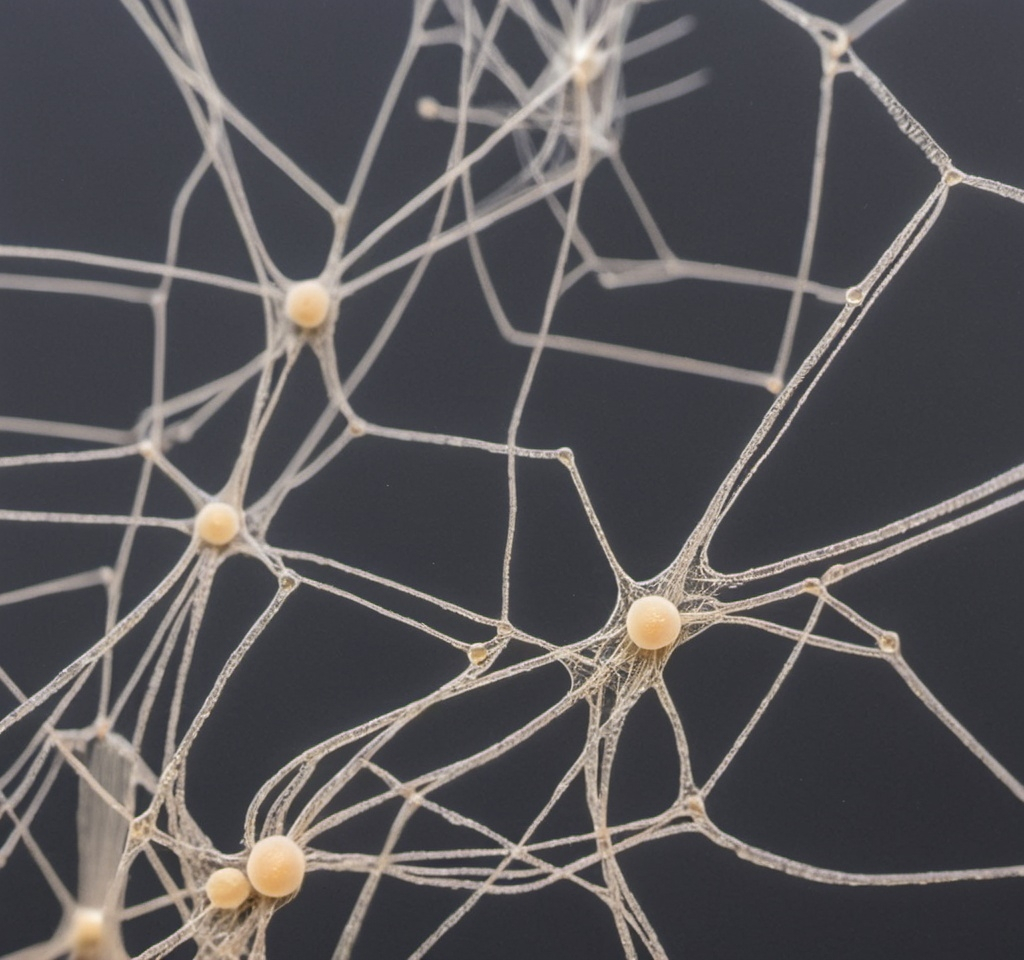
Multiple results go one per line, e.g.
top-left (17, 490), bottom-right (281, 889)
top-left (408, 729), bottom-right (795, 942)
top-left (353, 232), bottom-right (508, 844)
top-left (625, 595), bottom-right (682, 650)
top-left (206, 866), bottom-right (251, 909)
top-left (467, 643), bottom-right (488, 665)
top-left (195, 502), bottom-right (241, 547)
top-left (285, 279), bottom-right (330, 329)
top-left (69, 907), bottom-right (104, 951)
top-left (416, 96), bottom-right (441, 120)
top-left (246, 835), bottom-right (306, 898)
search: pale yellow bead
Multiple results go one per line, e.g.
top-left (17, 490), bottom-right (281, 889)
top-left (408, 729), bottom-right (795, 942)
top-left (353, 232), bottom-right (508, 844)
top-left (416, 96), bottom-right (441, 120)
top-left (467, 643), bottom-right (488, 664)
top-left (195, 502), bottom-right (241, 547)
top-left (206, 866), bottom-right (251, 909)
top-left (69, 907), bottom-right (105, 952)
top-left (246, 835), bottom-right (306, 898)
top-left (284, 279), bottom-right (330, 329)
top-left (625, 595), bottom-right (682, 650)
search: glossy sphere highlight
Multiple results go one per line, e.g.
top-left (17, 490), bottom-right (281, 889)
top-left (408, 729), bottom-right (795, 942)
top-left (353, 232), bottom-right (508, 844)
top-left (625, 595), bottom-right (682, 650)
top-left (285, 279), bottom-right (330, 329)
top-left (246, 835), bottom-right (306, 898)
top-left (195, 502), bottom-right (240, 547)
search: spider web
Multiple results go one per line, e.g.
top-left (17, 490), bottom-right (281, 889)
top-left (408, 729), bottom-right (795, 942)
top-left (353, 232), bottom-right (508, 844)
top-left (1, 0), bottom-right (1024, 957)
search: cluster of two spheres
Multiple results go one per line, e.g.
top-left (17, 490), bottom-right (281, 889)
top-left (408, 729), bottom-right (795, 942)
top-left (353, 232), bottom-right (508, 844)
top-left (206, 836), bottom-right (306, 909)
top-left (201, 602), bottom-right (679, 912)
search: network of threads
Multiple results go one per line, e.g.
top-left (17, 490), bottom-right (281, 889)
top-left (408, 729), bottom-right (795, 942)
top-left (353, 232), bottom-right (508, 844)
top-left (1, 1), bottom-right (1023, 959)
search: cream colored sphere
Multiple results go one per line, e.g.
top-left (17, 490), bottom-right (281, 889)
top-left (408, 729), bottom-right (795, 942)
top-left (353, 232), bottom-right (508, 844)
top-left (246, 835), bottom-right (306, 898)
top-left (285, 279), bottom-right (330, 329)
top-left (467, 642), bottom-right (488, 665)
top-left (206, 867), bottom-right (251, 909)
top-left (625, 595), bottom-right (682, 650)
top-left (69, 907), bottom-right (104, 951)
top-left (195, 502), bottom-right (241, 547)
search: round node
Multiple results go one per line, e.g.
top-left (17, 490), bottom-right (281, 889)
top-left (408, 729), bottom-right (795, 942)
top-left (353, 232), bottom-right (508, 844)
top-left (129, 815), bottom-right (151, 842)
top-left (557, 447), bottom-right (574, 465)
top-left (416, 96), bottom-right (441, 120)
top-left (467, 643), bottom-right (488, 665)
top-left (878, 630), bottom-right (900, 654)
top-left (348, 417), bottom-right (367, 437)
top-left (206, 867), bottom-right (251, 909)
top-left (246, 835), bottom-right (306, 898)
top-left (845, 286), bottom-right (864, 306)
top-left (827, 38), bottom-right (848, 60)
top-left (285, 279), bottom-right (330, 330)
top-left (765, 375), bottom-right (784, 395)
top-left (69, 907), bottom-right (104, 951)
top-left (684, 794), bottom-right (706, 820)
top-left (626, 595), bottom-right (682, 651)
top-left (195, 502), bottom-right (241, 547)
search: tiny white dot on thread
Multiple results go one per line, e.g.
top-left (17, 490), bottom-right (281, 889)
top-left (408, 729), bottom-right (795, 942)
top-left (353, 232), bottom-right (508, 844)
top-left (416, 96), bottom-right (441, 120)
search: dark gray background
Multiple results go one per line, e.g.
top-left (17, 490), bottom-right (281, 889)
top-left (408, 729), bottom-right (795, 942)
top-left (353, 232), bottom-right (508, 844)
top-left (1, 1), bottom-right (1024, 957)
